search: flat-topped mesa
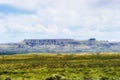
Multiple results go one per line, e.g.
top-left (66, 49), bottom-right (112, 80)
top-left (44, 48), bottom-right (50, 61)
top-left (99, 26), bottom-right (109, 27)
top-left (1, 38), bottom-right (120, 54)
top-left (89, 38), bottom-right (96, 41)
top-left (22, 39), bottom-right (74, 46)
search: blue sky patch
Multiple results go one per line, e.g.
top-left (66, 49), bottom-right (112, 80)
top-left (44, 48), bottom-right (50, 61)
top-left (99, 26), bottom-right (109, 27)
top-left (0, 4), bottom-right (35, 15)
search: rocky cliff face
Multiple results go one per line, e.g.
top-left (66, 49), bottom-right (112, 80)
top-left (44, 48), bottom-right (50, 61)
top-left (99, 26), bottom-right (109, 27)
top-left (0, 38), bottom-right (120, 54)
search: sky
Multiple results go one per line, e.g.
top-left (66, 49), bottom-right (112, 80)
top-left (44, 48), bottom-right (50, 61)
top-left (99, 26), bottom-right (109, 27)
top-left (0, 0), bottom-right (120, 43)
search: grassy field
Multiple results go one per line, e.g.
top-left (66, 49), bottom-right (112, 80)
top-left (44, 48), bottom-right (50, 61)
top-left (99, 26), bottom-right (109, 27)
top-left (0, 52), bottom-right (120, 80)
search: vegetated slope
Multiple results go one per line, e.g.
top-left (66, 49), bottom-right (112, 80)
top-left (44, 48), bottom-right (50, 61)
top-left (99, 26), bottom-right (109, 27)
top-left (0, 53), bottom-right (120, 80)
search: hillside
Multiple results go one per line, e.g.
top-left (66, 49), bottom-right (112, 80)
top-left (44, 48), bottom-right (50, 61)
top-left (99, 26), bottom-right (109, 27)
top-left (0, 53), bottom-right (120, 80)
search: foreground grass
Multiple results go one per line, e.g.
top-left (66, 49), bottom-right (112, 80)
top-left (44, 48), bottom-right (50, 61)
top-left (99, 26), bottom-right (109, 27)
top-left (0, 52), bottom-right (120, 80)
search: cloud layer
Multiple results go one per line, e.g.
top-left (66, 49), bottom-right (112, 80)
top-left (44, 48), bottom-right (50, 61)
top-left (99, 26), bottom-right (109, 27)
top-left (0, 0), bottom-right (120, 43)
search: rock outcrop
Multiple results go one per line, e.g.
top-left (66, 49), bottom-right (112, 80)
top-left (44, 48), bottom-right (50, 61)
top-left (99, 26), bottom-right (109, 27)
top-left (0, 38), bottom-right (120, 54)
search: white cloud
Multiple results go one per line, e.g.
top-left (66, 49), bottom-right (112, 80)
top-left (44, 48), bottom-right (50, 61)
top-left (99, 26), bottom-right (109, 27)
top-left (0, 0), bottom-right (120, 42)
top-left (0, 24), bottom-right (7, 33)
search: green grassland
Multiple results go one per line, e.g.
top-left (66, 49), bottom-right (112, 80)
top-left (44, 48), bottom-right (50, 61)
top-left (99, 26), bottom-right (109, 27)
top-left (0, 52), bottom-right (120, 80)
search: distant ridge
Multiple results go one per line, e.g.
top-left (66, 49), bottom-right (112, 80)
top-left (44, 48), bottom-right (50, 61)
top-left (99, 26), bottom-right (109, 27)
top-left (0, 38), bottom-right (120, 54)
